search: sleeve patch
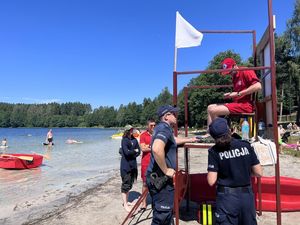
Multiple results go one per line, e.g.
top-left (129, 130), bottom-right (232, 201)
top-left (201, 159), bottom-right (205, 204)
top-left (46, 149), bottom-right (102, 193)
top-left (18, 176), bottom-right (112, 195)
top-left (208, 164), bottom-right (215, 169)
top-left (156, 133), bottom-right (167, 141)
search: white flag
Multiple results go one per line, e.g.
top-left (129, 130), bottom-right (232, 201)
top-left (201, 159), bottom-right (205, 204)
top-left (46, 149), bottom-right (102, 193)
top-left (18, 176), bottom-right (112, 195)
top-left (175, 11), bottom-right (203, 48)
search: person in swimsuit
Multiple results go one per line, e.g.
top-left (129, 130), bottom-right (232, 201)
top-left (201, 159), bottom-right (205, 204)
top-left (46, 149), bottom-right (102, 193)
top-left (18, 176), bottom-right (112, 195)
top-left (46, 129), bottom-right (53, 146)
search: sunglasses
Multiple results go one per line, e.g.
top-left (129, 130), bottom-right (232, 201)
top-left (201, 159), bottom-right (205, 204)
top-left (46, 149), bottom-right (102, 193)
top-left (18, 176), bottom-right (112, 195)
top-left (165, 112), bottom-right (175, 117)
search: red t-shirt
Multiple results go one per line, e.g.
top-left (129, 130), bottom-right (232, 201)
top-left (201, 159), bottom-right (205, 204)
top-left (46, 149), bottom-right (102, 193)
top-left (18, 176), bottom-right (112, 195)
top-left (232, 69), bottom-right (259, 103)
top-left (140, 130), bottom-right (152, 166)
top-left (140, 130), bottom-right (152, 182)
top-left (225, 69), bottom-right (259, 114)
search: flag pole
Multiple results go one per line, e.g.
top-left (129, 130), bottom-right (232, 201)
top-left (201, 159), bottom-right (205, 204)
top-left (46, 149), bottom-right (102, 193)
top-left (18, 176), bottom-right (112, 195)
top-left (174, 46), bottom-right (178, 71)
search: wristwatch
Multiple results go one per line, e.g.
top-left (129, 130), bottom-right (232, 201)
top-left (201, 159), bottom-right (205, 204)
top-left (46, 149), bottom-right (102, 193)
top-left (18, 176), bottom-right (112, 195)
top-left (237, 92), bottom-right (242, 97)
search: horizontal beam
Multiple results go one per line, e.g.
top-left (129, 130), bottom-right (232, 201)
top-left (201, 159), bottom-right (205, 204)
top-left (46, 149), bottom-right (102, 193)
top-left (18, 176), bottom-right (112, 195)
top-left (175, 66), bottom-right (271, 75)
top-left (185, 84), bottom-right (232, 90)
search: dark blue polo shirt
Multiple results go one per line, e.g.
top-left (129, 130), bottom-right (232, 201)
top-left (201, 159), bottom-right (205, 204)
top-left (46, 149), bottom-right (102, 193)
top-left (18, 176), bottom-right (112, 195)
top-left (147, 121), bottom-right (177, 176)
top-left (207, 138), bottom-right (260, 187)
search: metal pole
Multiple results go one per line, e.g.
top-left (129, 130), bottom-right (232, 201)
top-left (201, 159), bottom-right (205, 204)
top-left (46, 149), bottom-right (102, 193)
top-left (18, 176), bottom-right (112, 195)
top-left (174, 47), bottom-right (178, 71)
top-left (173, 71), bottom-right (178, 136)
top-left (175, 147), bottom-right (179, 225)
top-left (267, 0), bottom-right (281, 224)
top-left (184, 87), bottom-right (190, 211)
top-left (184, 87), bottom-right (189, 137)
top-left (252, 30), bottom-right (257, 66)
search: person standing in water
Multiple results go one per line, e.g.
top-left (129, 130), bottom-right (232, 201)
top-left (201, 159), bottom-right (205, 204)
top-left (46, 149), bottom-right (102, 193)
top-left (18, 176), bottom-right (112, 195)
top-left (1, 138), bottom-right (7, 147)
top-left (46, 129), bottom-right (53, 146)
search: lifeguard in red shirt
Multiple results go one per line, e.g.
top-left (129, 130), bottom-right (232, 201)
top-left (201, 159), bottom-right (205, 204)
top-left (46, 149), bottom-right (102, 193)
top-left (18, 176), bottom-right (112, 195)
top-left (204, 58), bottom-right (262, 137)
top-left (139, 118), bottom-right (156, 210)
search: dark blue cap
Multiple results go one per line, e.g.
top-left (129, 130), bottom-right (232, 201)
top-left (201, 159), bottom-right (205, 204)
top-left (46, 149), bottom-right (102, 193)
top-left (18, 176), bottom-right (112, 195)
top-left (209, 117), bottom-right (230, 139)
top-left (157, 105), bottom-right (179, 118)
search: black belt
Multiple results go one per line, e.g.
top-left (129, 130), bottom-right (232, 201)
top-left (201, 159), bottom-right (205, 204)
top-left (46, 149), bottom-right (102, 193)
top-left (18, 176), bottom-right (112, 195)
top-left (217, 186), bottom-right (251, 193)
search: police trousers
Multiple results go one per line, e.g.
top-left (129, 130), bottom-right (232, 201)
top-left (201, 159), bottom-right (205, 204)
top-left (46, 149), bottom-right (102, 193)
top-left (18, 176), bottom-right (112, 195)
top-left (147, 177), bottom-right (174, 225)
top-left (215, 186), bottom-right (257, 225)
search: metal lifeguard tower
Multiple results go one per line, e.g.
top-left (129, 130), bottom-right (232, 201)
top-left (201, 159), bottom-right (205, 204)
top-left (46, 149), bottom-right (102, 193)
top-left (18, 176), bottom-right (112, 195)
top-left (173, 0), bottom-right (282, 224)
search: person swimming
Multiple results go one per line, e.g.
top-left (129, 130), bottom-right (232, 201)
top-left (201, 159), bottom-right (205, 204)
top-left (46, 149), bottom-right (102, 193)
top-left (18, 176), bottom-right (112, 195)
top-left (66, 139), bottom-right (83, 144)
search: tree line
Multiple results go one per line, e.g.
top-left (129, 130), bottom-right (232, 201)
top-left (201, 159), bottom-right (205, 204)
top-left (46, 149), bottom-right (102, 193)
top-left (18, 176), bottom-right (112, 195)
top-left (0, 88), bottom-right (173, 128)
top-left (1, 1), bottom-right (299, 128)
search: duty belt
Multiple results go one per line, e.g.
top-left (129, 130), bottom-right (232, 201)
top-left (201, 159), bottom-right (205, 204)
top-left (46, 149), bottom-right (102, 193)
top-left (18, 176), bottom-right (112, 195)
top-left (149, 172), bottom-right (171, 191)
top-left (217, 186), bottom-right (251, 193)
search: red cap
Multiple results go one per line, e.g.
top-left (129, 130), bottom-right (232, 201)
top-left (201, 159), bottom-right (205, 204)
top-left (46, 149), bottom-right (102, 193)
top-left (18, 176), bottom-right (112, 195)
top-left (221, 58), bottom-right (236, 75)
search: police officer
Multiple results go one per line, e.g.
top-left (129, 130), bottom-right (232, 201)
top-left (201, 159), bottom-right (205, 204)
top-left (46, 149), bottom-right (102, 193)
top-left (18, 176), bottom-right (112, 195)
top-left (146, 105), bottom-right (198, 225)
top-left (207, 117), bottom-right (263, 225)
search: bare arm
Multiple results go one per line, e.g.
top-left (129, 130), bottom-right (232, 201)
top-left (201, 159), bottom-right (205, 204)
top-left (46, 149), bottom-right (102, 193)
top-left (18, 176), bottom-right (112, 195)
top-left (207, 171), bottom-right (217, 186)
top-left (224, 82), bottom-right (262, 99)
top-left (251, 164), bottom-right (263, 177)
top-left (239, 82), bottom-right (262, 96)
top-left (140, 143), bottom-right (151, 153)
top-left (175, 136), bottom-right (198, 145)
top-left (152, 139), bottom-right (175, 178)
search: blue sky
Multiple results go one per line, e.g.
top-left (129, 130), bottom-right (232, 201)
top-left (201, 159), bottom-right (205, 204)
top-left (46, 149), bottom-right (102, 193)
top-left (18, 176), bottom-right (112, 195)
top-left (0, 0), bottom-right (296, 109)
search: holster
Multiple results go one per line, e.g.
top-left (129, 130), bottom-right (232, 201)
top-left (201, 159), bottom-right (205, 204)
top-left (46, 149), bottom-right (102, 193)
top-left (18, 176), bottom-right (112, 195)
top-left (150, 172), bottom-right (169, 191)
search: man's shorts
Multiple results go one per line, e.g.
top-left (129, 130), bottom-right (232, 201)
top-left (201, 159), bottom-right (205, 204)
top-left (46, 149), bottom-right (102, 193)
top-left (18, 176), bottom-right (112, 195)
top-left (141, 164), bottom-right (148, 184)
top-left (224, 102), bottom-right (254, 114)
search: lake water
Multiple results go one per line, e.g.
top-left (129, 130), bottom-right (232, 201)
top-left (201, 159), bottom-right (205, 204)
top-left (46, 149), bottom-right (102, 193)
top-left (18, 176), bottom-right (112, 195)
top-left (0, 128), bottom-right (123, 224)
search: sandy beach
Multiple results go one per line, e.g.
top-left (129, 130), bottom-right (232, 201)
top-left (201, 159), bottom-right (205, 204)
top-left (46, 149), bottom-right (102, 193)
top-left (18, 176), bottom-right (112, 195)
top-left (15, 146), bottom-right (300, 225)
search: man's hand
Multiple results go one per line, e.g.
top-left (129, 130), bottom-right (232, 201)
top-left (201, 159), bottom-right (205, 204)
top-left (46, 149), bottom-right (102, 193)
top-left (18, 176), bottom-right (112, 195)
top-left (224, 92), bottom-right (239, 99)
top-left (189, 137), bottom-right (198, 143)
top-left (224, 92), bottom-right (232, 99)
top-left (165, 168), bottom-right (175, 178)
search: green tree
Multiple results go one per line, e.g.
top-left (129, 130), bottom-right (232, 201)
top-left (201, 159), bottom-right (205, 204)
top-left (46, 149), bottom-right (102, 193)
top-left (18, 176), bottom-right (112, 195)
top-left (274, 34), bottom-right (295, 114)
top-left (286, 0), bottom-right (300, 59)
top-left (123, 102), bottom-right (142, 126)
top-left (285, 0), bottom-right (300, 123)
top-left (0, 103), bottom-right (13, 127)
top-left (154, 87), bottom-right (173, 107)
top-left (100, 106), bottom-right (117, 127)
top-left (10, 104), bottom-right (28, 127)
top-left (46, 103), bottom-right (61, 115)
top-left (116, 104), bottom-right (126, 127)
top-left (92, 106), bottom-right (117, 127)
top-left (140, 98), bottom-right (157, 123)
top-left (26, 104), bottom-right (45, 127)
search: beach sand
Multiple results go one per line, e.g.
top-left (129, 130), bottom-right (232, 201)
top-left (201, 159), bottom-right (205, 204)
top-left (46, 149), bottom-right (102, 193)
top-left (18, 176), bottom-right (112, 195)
top-left (22, 148), bottom-right (300, 225)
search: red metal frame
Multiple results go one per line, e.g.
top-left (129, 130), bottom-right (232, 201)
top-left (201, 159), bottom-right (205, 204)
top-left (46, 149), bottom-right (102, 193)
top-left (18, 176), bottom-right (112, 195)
top-left (267, 0), bottom-right (281, 223)
top-left (183, 85), bottom-right (263, 216)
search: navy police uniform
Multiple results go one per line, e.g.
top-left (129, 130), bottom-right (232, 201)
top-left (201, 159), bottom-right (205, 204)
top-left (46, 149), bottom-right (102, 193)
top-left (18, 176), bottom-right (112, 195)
top-left (208, 138), bottom-right (260, 225)
top-left (146, 121), bottom-right (176, 225)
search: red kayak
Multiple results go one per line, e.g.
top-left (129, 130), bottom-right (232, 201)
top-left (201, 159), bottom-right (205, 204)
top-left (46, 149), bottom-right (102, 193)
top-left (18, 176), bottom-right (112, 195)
top-left (0, 154), bottom-right (43, 169)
